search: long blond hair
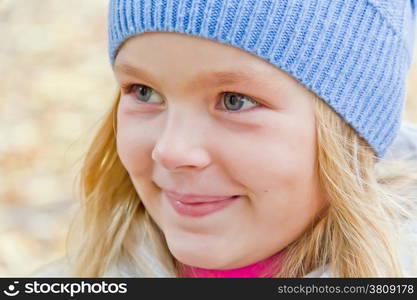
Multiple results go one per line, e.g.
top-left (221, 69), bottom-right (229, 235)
top-left (65, 89), bottom-right (417, 277)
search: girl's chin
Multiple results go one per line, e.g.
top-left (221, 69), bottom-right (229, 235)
top-left (167, 243), bottom-right (232, 269)
top-left (163, 225), bottom-right (240, 268)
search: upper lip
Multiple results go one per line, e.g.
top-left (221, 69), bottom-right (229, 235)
top-left (163, 189), bottom-right (238, 203)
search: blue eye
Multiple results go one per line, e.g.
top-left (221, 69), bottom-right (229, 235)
top-left (130, 84), bottom-right (162, 104)
top-left (221, 92), bottom-right (259, 113)
top-left (123, 84), bottom-right (260, 113)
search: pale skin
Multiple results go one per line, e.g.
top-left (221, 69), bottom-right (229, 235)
top-left (113, 32), bottom-right (327, 269)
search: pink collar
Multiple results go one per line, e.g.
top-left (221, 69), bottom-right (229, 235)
top-left (178, 249), bottom-right (287, 278)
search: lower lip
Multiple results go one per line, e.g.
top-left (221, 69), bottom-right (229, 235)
top-left (165, 194), bottom-right (240, 217)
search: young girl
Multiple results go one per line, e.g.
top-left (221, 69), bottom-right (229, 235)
top-left (34, 0), bottom-right (417, 277)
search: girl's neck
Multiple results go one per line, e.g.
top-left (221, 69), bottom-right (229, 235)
top-left (177, 249), bottom-right (287, 278)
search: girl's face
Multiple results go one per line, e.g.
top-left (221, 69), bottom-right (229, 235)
top-left (114, 32), bottom-right (327, 269)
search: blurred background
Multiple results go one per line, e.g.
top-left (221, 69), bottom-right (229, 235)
top-left (0, 0), bottom-right (416, 277)
top-left (0, 0), bottom-right (115, 276)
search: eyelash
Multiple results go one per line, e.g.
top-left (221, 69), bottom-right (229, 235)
top-left (120, 83), bottom-right (262, 114)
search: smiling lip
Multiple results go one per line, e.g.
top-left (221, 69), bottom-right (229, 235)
top-left (163, 190), bottom-right (240, 217)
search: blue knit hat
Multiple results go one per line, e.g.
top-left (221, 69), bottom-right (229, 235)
top-left (108, 0), bottom-right (416, 158)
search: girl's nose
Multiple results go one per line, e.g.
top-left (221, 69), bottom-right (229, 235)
top-left (151, 112), bottom-right (211, 171)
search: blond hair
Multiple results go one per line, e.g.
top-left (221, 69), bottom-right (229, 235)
top-left (65, 89), bottom-right (417, 277)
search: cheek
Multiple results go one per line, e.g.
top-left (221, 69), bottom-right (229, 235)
top-left (266, 142), bottom-right (321, 240)
top-left (228, 120), bottom-right (320, 234)
top-left (116, 112), bottom-right (154, 178)
top-left (227, 122), bottom-right (317, 195)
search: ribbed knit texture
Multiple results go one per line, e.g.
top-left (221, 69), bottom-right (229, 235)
top-left (108, 0), bottom-right (416, 158)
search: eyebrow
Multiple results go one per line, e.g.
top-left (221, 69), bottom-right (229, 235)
top-left (114, 63), bottom-right (257, 89)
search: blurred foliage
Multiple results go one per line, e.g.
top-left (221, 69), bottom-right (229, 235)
top-left (0, 0), bottom-right (115, 276)
top-left (0, 0), bottom-right (416, 277)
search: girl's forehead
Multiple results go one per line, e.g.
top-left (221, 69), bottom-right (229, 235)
top-left (117, 32), bottom-right (273, 69)
top-left (114, 33), bottom-right (295, 86)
